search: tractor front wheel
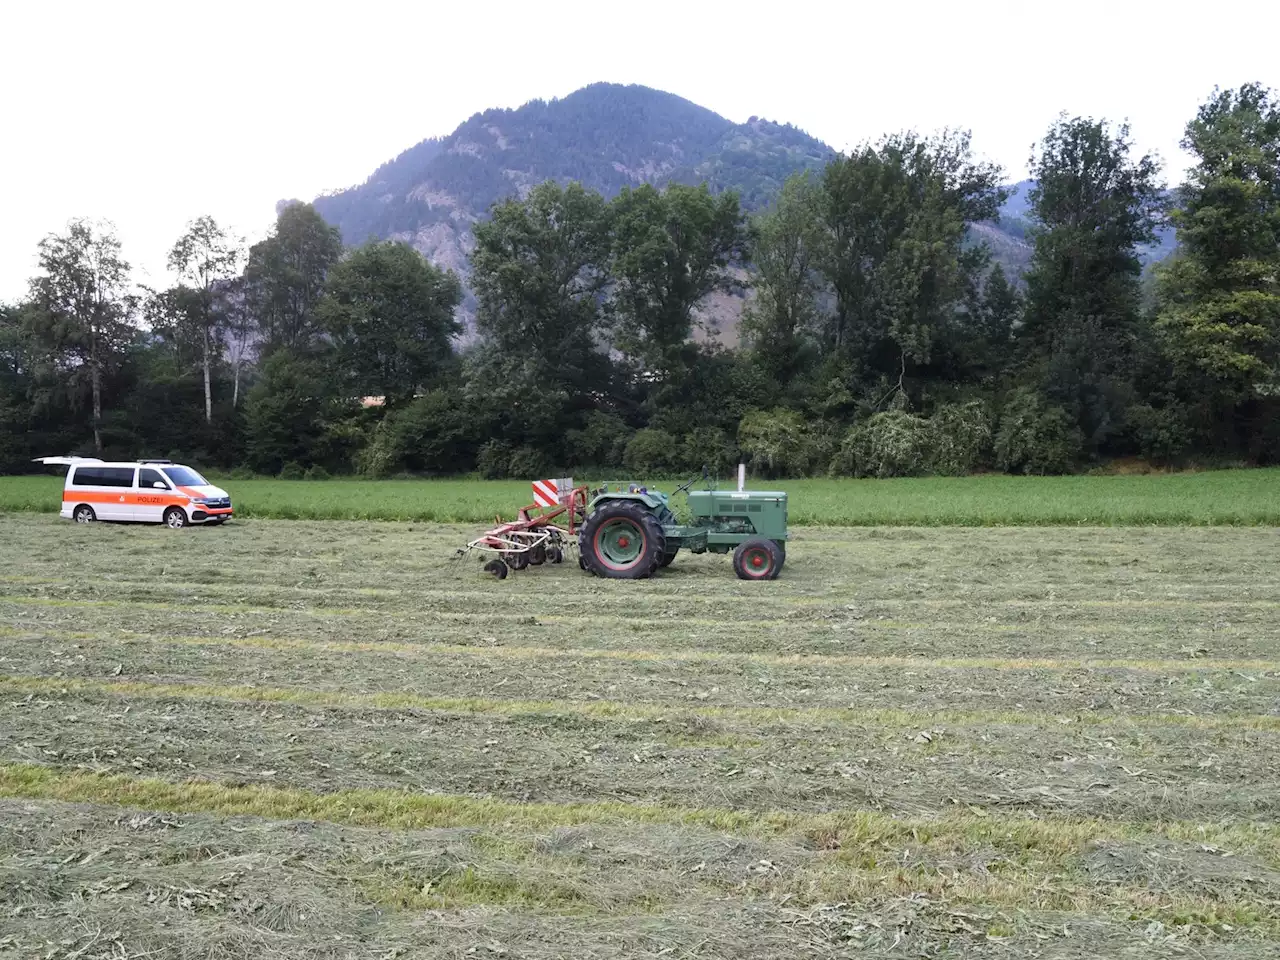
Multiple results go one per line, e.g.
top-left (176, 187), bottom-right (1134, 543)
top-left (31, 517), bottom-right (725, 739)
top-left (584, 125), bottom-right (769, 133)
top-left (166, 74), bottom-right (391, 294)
top-left (579, 501), bottom-right (666, 580)
top-left (733, 537), bottom-right (782, 581)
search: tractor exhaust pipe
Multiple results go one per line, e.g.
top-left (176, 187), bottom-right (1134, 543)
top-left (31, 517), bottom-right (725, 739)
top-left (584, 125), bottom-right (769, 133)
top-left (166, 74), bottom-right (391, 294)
top-left (737, 463), bottom-right (746, 492)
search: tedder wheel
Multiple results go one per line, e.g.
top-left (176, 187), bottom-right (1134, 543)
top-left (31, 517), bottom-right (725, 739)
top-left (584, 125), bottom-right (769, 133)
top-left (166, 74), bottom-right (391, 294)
top-left (733, 537), bottom-right (782, 581)
top-left (579, 501), bottom-right (666, 580)
top-left (659, 548), bottom-right (679, 568)
top-left (504, 550), bottom-right (529, 571)
top-left (529, 544), bottom-right (547, 566)
top-left (546, 546), bottom-right (563, 564)
top-left (163, 507), bottom-right (188, 530)
top-left (73, 505), bottom-right (96, 524)
top-left (483, 559), bottom-right (509, 580)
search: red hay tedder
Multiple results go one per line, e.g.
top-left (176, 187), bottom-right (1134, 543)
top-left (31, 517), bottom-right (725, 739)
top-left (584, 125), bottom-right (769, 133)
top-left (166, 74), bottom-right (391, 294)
top-left (454, 478), bottom-right (589, 579)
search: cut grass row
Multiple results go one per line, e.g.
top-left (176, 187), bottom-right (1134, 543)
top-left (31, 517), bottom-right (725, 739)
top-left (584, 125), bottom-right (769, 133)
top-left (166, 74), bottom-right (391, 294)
top-left (9, 622), bottom-right (1276, 673)
top-left (4, 761), bottom-right (1276, 862)
top-left (7, 671), bottom-right (1277, 823)
top-left (6, 671), bottom-right (1277, 733)
top-left (4, 782), bottom-right (1274, 941)
top-left (6, 467), bottom-right (1280, 525)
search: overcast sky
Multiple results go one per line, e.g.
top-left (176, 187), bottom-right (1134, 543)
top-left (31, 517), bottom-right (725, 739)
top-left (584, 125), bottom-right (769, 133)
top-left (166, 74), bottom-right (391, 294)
top-left (2, 0), bottom-right (1276, 300)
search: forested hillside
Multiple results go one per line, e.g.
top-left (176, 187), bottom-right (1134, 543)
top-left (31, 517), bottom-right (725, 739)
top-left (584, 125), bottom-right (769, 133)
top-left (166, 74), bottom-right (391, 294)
top-left (2, 83), bottom-right (1278, 482)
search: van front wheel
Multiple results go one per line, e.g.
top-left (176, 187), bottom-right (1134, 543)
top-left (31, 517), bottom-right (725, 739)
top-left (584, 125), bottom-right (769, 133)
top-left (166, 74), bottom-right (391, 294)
top-left (73, 505), bottom-right (96, 524)
top-left (164, 507), bottom-right (188, 530)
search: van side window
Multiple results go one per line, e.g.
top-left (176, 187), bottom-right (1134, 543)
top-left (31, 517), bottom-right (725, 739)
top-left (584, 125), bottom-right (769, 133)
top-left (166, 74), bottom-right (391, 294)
top-left (138, 468), bottom-right (168, 489)
top-left (71, 467), bottom-right (135, 487)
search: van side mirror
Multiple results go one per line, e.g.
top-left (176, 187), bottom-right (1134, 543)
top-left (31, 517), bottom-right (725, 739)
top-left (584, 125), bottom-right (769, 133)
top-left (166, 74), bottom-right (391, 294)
top-left (152, 481), bottom-right (167, 489)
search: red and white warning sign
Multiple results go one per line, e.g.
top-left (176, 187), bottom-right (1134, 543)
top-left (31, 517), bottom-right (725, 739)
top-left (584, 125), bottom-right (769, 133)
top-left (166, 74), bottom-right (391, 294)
top-left (532, 478), bottom-right (573, 508)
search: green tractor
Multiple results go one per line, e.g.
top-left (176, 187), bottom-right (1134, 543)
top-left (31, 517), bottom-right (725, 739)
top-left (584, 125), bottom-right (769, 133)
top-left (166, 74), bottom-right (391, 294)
top-left (578, 472), bottom-right (788, 580)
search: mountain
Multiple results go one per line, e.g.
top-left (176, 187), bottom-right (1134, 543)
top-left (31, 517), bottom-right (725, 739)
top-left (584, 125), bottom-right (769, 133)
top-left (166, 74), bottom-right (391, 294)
top-left (311, 85), bottom-right (1173, 338)
top-left (312, 83), bottom-right (833, 335)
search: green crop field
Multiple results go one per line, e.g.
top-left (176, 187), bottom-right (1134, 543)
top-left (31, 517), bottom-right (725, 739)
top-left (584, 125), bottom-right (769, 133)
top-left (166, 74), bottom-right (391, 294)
top-left (4, 466), bottom-right (1280, 525)
top-left (2, 513), bottom-right (1280, 957)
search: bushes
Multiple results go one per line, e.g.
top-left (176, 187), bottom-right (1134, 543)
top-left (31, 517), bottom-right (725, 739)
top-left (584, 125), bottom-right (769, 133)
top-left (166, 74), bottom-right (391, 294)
top-left (566, 411), bottom-right (632, 469)
top-left (679, 426), bottom-right (737, 475)
top-left (830, 402), bottom-right (992, 478)
top-left (738, 409), bottom-right (831, 477)
top-left (624, 429), bottom-right (678, 475)
top-left (474, 440), bottom-right (549, 480)
top-left (929, 401), bottom-right (993, 475)
top-left (833, 411), bottom-right (931, 478)
top-left (994, 389), bottom-right (1081, 475)
top-left (1127, 403), bottom-right (1192, 465)
top-left (356, 389), bottom-right (476, 478)
top-left (476, 440), bottom-right (514, 479)
top-left (508, 445), bottom-right (550, 480)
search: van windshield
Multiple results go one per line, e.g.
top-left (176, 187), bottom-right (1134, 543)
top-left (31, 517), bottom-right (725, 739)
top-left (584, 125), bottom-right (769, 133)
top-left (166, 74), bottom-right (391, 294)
top-left (163, 466), bottom-right (208, 487)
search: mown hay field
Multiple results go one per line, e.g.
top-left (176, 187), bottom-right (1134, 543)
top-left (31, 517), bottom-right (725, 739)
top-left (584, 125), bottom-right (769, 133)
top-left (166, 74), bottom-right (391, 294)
top-left (2, 513), bottom-right (1280, 958)
top-left (6, 467), bottom-right (1280, 525)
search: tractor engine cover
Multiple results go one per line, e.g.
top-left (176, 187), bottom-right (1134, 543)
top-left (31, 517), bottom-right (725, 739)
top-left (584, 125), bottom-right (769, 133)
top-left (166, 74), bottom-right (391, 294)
top-left (687, 490), bottom-right (788, 544)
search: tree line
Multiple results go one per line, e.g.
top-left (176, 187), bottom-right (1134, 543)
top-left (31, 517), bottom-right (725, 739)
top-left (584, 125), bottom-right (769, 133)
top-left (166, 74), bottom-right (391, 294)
top-left (2, 84), bottom-right (1278, 479)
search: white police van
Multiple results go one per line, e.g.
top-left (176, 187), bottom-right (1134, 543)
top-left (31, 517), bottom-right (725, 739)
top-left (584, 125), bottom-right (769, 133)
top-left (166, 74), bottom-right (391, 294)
top-left (35, 457), bottom-right (234, 528)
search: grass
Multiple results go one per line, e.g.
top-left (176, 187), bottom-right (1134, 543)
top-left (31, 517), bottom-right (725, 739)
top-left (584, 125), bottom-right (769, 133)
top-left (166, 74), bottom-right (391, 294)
top-left (6, 466), bottom-right (1280, 525)
top-left (2, 514), bottom-right (1280, 956)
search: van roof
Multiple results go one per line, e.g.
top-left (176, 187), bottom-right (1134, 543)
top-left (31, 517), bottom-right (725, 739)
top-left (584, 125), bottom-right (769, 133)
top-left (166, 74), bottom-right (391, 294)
top-left (34, 457), bottom-right (193, 470)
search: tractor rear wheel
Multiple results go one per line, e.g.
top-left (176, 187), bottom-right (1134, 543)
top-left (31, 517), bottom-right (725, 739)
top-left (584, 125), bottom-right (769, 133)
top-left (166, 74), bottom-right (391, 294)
top-left (733, 537), bottom-right (782, 581)
top-left (579, 501), bottom-right (666, 580)
top-left (773, 540), bottom-right (786, 573)
top-left (659, 548), bottom-right (679, 568)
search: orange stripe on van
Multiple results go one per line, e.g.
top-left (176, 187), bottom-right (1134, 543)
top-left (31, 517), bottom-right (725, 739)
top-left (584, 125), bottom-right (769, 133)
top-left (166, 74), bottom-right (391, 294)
top-left (63, 491), bottom-right (190, 508)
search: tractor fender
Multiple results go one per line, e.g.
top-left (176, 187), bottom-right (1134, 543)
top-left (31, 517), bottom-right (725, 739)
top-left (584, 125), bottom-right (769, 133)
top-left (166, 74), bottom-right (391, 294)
top-left (586, 492), bottom-right (668, 513)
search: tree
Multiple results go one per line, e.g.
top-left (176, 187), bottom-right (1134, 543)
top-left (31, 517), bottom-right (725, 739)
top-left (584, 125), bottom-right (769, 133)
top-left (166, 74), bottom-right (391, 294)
top-left (214, 276), bottom-right (257, 409)
top-left (609, 183), bottom-right (746, 372)
top-left (1155, 84), bottom-right (1280, 438)
top-left (28, 219), bottom-right (136, 452)
top-left (143, 285), bottom-right (203, 363)
top-left (740, 172), bottom-right (828, 385)
top-left (1019, 116), bottom-right (1164, 452)
top-left (469, 181), bottom-right (614, 451)
top-left (959, 264), bottom-right (1021, 380)
top-left (318, 241), bottom-right (461, 409)
top-left (243, 351), bottom-right (358, 474)
top-left (815, 131), bottom-right (1005, 405)
top-left (168, 216), bottom-right (244, 422)
top-left (244, 202), bottom-right (343, 353)
top-left (0, 303), bottom-right (33, 470)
